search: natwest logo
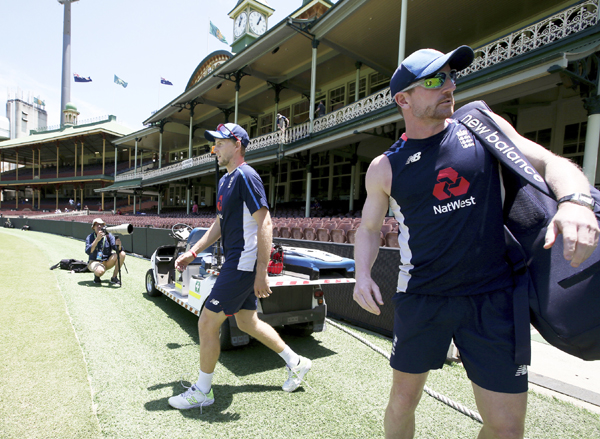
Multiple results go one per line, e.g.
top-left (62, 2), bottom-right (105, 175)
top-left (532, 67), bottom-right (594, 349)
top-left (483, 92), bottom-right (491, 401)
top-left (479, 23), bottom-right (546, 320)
top-left (433, 167), bottom-right (470, 201)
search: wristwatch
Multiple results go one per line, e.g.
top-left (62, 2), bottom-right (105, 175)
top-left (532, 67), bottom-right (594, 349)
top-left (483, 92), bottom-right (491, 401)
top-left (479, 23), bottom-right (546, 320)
top-left (557, 193), bottom-right (595, 211)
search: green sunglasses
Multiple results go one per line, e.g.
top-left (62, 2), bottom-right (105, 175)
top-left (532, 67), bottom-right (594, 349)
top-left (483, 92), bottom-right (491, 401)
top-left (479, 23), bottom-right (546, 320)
top-left (402, 70), bottom-right (458, 92)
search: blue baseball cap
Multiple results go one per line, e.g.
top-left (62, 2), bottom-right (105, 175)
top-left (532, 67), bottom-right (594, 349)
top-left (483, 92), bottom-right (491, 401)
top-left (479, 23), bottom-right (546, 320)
top-left (204, 123), bottom-right (250, 147)
top-left (390, 46), bottom-right (474, 97)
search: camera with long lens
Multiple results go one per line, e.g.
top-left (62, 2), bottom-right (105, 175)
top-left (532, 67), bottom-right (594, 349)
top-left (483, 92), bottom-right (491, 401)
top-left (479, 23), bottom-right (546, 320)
top-left (100, 224), bottom-right (134, 236)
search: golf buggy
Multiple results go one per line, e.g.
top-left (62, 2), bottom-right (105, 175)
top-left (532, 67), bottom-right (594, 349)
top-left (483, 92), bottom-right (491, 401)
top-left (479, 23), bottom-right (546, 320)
top-left (145, 223), bottom-right (355, 349)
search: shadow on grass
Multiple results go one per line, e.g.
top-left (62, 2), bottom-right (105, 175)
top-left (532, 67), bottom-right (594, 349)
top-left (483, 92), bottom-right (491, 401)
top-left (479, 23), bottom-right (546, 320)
top-left (76, 279), bottom-right (124, 288)
top-left (145, 381), bottom-right (281, 422)
top-left (142, 292), bottom-right (338, 375)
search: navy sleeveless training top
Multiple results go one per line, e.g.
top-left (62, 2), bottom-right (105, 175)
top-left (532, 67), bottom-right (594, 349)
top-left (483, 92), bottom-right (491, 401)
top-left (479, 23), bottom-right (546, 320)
top-left (384, 119), bottom-right (512, 296)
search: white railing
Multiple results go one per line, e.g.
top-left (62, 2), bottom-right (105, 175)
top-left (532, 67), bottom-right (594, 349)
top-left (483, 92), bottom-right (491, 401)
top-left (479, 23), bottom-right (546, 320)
top-left (115, 0), bottom-right (597, 183)
top-left (460, 0), bottom-right (598, 77)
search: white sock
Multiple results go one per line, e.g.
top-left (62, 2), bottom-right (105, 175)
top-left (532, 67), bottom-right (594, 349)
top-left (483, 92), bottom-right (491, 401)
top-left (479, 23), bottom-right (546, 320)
top-left (195, 370), bottom-right (214, 394)
top-left (278, 345), bottom-right (300, 369)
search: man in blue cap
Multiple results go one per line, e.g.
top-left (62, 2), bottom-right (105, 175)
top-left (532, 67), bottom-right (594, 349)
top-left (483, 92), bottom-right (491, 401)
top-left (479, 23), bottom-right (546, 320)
top-left (354, 47), bottom-right (598, 438)
top-left (168, 123), bottom-right (311, 410)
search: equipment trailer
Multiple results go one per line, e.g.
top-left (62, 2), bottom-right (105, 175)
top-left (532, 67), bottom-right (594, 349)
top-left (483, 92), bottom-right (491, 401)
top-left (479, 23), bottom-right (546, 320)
top-left (145, 224), bottom-right (355, 350)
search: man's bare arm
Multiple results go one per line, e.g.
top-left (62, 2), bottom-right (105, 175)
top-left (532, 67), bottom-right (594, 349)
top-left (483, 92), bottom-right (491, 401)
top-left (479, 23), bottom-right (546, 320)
top-left (353, 154), bottom-right (392, 315)
top-left (252, 207), bottom-right (272, 298)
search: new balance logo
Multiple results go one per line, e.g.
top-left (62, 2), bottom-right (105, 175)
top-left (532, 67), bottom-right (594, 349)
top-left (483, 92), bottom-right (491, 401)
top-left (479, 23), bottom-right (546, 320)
top-left (456, 130), bottom-right (474, 149)
top-left (515, 365), bottom-right (528, 377)
top-left (405, 152), bottom-right (421, 165)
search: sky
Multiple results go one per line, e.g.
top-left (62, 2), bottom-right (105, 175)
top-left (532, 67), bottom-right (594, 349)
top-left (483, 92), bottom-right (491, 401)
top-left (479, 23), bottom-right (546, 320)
top-left (1, 0), bottom-right (338, 131)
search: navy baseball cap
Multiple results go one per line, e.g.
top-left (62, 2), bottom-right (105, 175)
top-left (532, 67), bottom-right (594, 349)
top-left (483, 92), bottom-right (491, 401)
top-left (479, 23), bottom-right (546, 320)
top-left (390, 46), bottom-right (474, 97)
top-left (204, 123), bottom-right (250, 147)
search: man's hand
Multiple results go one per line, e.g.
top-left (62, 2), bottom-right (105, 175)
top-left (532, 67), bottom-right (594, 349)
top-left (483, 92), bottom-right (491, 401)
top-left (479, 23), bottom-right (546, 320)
top-left (254, 272), bottom-right (272, 299)
top-left (544, 202), bottom-right (599, 267)
top-left (353, 276), bottom-right (384, 315)
top-left (115, 237), bottom-right (122, 250)
top-left (175, 251), bottom-right (195, 272)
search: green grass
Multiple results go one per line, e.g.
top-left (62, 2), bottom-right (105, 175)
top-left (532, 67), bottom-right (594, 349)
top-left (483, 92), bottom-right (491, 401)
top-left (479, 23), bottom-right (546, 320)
top-left (1, 228), bottom-right (599, 438)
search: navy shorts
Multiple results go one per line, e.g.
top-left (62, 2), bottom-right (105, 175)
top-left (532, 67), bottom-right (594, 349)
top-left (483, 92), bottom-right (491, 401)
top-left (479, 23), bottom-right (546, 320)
top-left (204, 265), bottom-right (257, 316)
top-left (390, 289), bottom-right (528, 394)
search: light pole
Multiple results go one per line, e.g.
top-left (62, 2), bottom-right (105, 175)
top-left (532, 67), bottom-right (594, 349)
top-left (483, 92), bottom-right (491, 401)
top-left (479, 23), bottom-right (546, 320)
top-left (57, 0), bottom-right (80, 126)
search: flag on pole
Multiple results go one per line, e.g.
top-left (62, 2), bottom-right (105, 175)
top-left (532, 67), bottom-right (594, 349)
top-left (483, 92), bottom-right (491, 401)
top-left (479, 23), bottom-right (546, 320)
top-left (33, 97), bottom-right (45, 107)
top-left (74, 73), bottom-right (92, 83)
top-left (114, 74), bottom-right (128, 88)
top-left (160, 77), bottom-right (173, 86)
top-left (209, 21), bottom-right (228, 44)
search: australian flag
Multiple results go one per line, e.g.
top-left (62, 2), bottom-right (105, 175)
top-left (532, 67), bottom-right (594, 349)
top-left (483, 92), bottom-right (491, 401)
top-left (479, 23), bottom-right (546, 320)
top-left (114, 75), bottom-right (128, 88)
top-left (74, 73), bottom-right (92, 83)
top-left (161, 77), bottom-right (173, 86)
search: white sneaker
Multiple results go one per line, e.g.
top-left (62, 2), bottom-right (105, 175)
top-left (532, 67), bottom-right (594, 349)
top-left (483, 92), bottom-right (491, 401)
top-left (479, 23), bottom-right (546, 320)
top-left (168, 384), bottom-right (214, 410)
top-left (282, 356), bottom-right (312, 392)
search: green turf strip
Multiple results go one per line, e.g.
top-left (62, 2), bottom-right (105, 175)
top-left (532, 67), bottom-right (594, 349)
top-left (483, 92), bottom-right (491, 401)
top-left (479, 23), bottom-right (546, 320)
top-left (1, 228), bottom-right (599, 438)
top-left (0, 231), bottom-right (101, 439)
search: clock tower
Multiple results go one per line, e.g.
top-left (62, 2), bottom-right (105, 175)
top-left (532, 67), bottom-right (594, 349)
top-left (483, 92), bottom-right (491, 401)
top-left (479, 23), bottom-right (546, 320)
top-left (229, 0), bottom-right (274, 54)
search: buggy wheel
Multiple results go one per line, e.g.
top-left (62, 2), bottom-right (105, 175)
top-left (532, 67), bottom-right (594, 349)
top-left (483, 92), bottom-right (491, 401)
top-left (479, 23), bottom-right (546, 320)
top-left (145, 269), bottom-right (161, 297)
top-left (219, 318), bottom-right (235, 351)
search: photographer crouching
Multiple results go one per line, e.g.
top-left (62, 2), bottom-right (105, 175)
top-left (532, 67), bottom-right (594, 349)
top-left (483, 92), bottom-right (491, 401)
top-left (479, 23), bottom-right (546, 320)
top-left (85, 218), bottom-right (126, 286)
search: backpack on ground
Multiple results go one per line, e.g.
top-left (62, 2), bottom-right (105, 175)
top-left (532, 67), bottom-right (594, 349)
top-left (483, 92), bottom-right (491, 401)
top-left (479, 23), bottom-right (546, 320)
top-left (50, 259), bottom-right (90, 273)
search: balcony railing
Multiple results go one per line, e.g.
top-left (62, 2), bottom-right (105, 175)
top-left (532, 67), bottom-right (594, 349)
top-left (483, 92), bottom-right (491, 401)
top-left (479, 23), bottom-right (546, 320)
top-left (461, 0), bottom-right (598, 77)
top-left (121, 0), bottom-right (597, 183)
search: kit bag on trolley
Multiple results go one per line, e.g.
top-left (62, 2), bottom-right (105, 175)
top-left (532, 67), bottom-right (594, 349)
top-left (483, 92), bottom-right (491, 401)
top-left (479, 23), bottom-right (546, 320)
top-left (454, 100), bottom-right (600, 360)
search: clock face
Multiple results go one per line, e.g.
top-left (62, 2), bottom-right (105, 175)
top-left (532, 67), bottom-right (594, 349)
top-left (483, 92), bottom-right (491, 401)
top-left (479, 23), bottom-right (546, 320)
top-left (234, 12), bottom-right (247, 38)
top-left (249, 11), bottom-right (266, 35)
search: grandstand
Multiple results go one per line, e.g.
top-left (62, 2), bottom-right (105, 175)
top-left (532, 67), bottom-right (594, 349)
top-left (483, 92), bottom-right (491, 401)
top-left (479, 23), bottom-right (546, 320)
top-left (4, 0), bottom-right (600, 251)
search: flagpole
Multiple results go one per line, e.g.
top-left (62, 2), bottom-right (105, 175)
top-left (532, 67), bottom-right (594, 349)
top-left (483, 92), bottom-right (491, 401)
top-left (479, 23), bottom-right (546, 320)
top-left (158, 77), bottom-right (160, 111)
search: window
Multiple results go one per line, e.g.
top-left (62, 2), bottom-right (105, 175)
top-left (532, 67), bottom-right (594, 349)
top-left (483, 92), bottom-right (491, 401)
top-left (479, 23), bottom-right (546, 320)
top-left (259, 113), bottom-right (273, 135)
top-left (523, 128), bottom-right (552, 149)
top-left (21, 118), bottom-right (27, 133)
top-left (348, 77), bottom-right (367, 104)
top-left (370, 72), bottom-right (390, 94)
top-left (562, 123), bottom-right (586, 167)
top-left (293, 100), bottom-right (310, 125)
top-left (329, 86), bottom-right (346, 112)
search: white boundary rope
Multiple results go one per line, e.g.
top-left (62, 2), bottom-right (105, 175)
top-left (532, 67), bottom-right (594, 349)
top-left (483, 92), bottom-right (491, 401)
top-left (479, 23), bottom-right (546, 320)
top-left (326, 318), bottom-right (484, 424)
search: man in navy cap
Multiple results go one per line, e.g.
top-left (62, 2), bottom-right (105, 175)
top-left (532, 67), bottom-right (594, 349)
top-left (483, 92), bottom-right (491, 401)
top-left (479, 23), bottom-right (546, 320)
top-left (168, 123), bottom-right (311, 410)
top-left (354, 47), bottom-right (598, 438)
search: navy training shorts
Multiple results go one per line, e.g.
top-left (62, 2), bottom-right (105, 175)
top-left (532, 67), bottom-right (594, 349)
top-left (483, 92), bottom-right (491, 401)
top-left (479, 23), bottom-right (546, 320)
top-left (390, 288), bottom-right (528, 394)
top-left (204, 265), bottom-right (258, 316)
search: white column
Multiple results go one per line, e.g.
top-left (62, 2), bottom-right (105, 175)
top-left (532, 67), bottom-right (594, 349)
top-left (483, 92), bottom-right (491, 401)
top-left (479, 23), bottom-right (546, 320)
top-left (305, 168), bottom-right (312, 218)
top-left (398, 0), bottom-right (408, 63)
top-left (355, 62), bottom-right (361, 102)
top-left (309, 39), bottom-right (319, 134)
top-left (235, 89), bottom-right (239, 124)
top-left (583, 113), bottom-right (600, 185)
top-left (134, 139), bottom-right (138, 176)
top-left (159, 128), bottom-right (163, 168)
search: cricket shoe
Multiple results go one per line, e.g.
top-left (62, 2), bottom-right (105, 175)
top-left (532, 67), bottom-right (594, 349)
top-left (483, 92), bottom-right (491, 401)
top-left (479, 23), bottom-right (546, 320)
top-left (93, 276), bottom-right (102, 284)
top-left (168, 385), bottom-right (214, 411)
top-left (110, 276), bottom-right (121, 286)
top-left (282, 356), bottom-right (312, 392)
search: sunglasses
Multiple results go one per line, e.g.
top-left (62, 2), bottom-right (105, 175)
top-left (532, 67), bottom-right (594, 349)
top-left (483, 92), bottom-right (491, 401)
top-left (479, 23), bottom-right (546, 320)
top-left (216, 124), bottom-right (240, 143)
top-left (402, 70), bottom-right (458, 92)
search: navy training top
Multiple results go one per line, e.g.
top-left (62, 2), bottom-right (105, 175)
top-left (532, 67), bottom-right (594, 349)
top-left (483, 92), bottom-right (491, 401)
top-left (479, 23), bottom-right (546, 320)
top-left (384, 119), bottom-right (512, 296)
top-left (217, 163), bottom-right (269, 271)
top-left (85, 232), bottom-right (117, 262)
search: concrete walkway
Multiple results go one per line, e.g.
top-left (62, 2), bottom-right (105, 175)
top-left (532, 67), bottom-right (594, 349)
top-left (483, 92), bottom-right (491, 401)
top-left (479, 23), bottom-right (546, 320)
top-left (529, 328), bottom-right (600, 414)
